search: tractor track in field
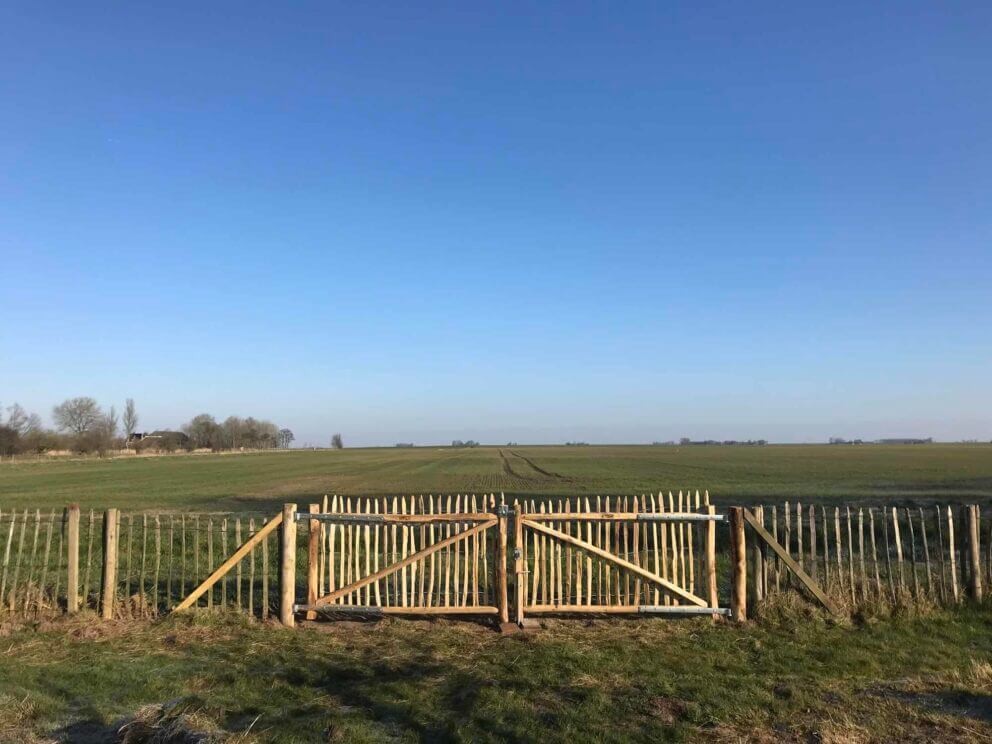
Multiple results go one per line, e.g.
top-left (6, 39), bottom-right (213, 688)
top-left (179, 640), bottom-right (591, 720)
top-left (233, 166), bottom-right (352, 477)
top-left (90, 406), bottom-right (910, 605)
top-left (499, 450), bottom-right (573, 483)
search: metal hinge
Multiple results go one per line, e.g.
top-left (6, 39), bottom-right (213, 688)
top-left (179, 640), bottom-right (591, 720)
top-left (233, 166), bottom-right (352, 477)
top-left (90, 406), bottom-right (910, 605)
top-left (497, 504), bottom-right (513, 517)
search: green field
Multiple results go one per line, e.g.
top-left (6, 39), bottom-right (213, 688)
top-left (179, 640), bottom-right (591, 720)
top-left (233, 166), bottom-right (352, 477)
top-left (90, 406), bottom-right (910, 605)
top-left (3, 445), bottom-right (992, 742)
top-left (1, 443), bottom-right (991, 512)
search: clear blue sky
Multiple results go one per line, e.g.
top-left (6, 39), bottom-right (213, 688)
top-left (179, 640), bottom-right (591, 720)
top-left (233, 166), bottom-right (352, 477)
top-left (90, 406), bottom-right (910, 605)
top-left (2, 3), bottom-right (990, 446)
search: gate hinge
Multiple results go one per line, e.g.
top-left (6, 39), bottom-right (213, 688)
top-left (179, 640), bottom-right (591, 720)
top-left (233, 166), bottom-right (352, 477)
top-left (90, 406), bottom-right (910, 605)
top-left (497, 505), bottom-right (513, 517)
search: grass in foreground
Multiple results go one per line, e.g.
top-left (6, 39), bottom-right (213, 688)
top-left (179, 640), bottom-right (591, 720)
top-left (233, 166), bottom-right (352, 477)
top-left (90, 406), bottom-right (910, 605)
top-left (2, 443), bottom-right (991, 511)
top-left (1, 604), bottom-right (992, 742)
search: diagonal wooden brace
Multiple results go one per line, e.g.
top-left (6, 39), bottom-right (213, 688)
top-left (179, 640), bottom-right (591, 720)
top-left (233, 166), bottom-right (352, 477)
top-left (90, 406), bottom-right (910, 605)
top-left (522, 518), bottom-right (708, 607)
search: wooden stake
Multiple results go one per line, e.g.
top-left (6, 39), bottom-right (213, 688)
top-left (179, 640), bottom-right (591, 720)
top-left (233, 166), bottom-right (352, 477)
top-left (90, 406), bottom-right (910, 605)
top-left (935, 505), bottom-right (947, 602)
top-left (154, 515), bottom-right (161, 613)
top-left (857, 508), bottom-right (866, 601)
top-left (261, 517), bottom-right (270, 619)
top-left (235, 518), bottom-right (243, 609)
top-left (968, 505), bottom-right (982, 602)
top-left (730, 507), bottom-right (746, 622)
top-left (307, 504), bottom-right (320, 619)
top-left (706, 504), bottom-right (718, 621)
top-left (906, 508), bottom-right (919, 598)
top-left (497, 502), bottom-right (509, 623)
top-left (892, 507), bottom-right (904, 595)
top-left (919, 508), bottom-right (932, 598)
top-left (869, 508), bottom-right (881, 597)
top-left (280, 504), bottom-right (297, 626)
top-left (846, 507), bottom-right (855, 604)
top-left (514, 501), bottom-right (525, 624)
top-left (67, 505), bottom-right (80, 614)
top-left (101, 509), bottom-right (118, 620)
top-left (947, 506), bottom-right (958, 602)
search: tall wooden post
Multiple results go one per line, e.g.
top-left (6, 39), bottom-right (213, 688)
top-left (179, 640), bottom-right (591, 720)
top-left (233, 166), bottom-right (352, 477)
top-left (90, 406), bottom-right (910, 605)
top-left (513, 502), bottom-right (525, 625)
top-left (968, 505), bottom-right (982, 602)
top-left (280, 504), bottom-right (297, 627)
top-left (730, 507), bottom-right (747, 622)
top-left (497, 505), bottom-right (509, 624)
top-left (66, 504), bottom-right (80, 614)
top-left (306, 504), bottom-right (320, 620)
top-left (706, 504), bottom-right (719, 621)
top-left (101, 508), bottom-right (118, 620)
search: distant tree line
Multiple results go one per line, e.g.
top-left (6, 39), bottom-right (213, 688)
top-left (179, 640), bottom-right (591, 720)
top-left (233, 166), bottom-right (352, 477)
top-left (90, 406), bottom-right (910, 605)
top-left (0, 397), bottom-right (296, 457)
top-left (451, 440), bottom-right (479, 447)
top-left (181, 413), bottom-right (293, 452)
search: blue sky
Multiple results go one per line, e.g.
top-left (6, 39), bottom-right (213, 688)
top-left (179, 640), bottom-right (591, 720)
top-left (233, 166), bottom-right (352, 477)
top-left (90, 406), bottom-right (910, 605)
top-left (2, 2), bottom-right (990, 445)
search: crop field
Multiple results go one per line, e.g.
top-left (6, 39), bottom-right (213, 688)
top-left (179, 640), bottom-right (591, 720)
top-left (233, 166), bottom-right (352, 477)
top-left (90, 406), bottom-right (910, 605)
top-left (2, 444), bottom-right (992, 742)
top-left (1, 443), bottom-right (991, 512)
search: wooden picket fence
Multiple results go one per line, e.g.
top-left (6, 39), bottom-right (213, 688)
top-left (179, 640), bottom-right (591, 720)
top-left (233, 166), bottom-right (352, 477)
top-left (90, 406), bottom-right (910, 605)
top-left (2, 497), bottom-right (988, 626)
top-left (733, 503), bottom-right (987, 619)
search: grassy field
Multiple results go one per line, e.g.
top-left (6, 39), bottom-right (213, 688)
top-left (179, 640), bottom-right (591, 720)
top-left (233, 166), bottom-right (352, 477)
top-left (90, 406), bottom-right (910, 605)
top-left (2, 605), bottom-right (992, 742)
top-left (1, 443), bottom-right (991, 512)
top-left (3, 444), bottom-right (992, 742)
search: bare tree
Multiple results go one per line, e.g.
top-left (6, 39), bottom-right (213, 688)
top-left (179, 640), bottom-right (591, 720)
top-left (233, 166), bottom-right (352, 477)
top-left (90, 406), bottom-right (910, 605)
top-left (277, 428), bottom-right (294, 448)
top-left (331, 433), bottom-right (343, 449)
top-left (52, 397), bottom-right (102, 435)
top-left (123, 398), bottom-right (138, 441)
top-left (105, 405), bottom-right (118, 440)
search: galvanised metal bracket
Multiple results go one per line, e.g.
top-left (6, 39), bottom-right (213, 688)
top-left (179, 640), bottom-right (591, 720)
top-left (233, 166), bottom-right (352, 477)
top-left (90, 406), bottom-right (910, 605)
top-left (497, 504), bottom-right (513, 517)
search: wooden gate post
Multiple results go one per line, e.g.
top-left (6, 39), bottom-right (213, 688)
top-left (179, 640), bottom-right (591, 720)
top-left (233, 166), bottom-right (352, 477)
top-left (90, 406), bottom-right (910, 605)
top-left (729, 507), bottom-right (747, 622)
top-left (968, 505), bottom-right (982, 602)
top-left (66, 504), bottom-right (80, 614)
top-left (513, 502), bottom-right (525, 625)
top-left (497, 505), bottom-right (509, 624)
top-left (280, 503), bottom-right (297, 627)
top-left (706, 504), bottom-right (719, 621)
top-left (101, 508), bottom-right (118, 620)
top-left (306, 504), bottom-right (320, 620)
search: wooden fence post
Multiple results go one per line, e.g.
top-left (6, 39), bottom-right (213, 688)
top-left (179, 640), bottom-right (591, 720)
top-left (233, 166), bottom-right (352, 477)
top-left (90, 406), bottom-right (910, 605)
top-left (306, 504), bottom-right (319, 620)
top-left (101, 508), bottom-right (118, 620)
top-left (280, 504), bottom-right (297, 627)
top-left (706, 504), bottom-right (718, 621)
top-left (497, 505), bottom-right (509, 624)
top-left (968, 505), bottom-right (982, 602)
top-left (730, 507), bottom-right (747, 622)
top-left (66, 504), bottom-right (80, 614)
top-left (513, 502), bottom-right (525, 625)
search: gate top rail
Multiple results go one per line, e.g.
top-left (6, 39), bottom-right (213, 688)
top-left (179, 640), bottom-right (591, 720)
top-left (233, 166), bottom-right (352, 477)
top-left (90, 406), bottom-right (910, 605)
top-left (521, 511), bottom-right (725, 523)
top-left (295, 511), bottom-right (496, 524)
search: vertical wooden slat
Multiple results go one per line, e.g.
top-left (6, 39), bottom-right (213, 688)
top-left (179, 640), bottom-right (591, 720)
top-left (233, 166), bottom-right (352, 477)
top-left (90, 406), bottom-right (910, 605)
top-left (153, 515), bottom-right (161, 613)
top-left (0, 511), bottom-right (11, 608)
top-left (706, 504), bottom-right (718, 621)
top-left (892, 507), bottom-right (904, 594)
top-left (67, 505), bottom-right (80, 613)
top-left (248, 518), bottom-right (256, 616)
top-left (101, 509), bottom-right (118, 620)
top-left (37, 511), bottom-right (55, 613)
top-left (968, 505), bottom-right (982, 602)
top-left (808, 504), bottom-right (817, 582)
top-left (24, 510), bottom-right (41, 613)
top-left (772, 505), bottom-right (780, 592)
top-left (796, 502), bottom-right (804, 570)
top-left (935, 505), bottom-right (947, 603)
top-left (857, 508), bottom-right (866, 601)
top-left (306, 504), bottom-right (320, 620)
top-left (919, 508), bottom-right (932, 598)
top-left (261, 517), bottom-right (269, 619)
top-left (513, 500), bottom-right (527, 625)
top-left (846, 507), bottom-right (855, 604)
top-left (947, 506), bottom-right (959, 603)
top-left (207, 520), bottom-right (214, 609)
top-left (235, 518), bottom-right (243, 609)
top-left (906, 508), bottom-right (920, 598)
top-left (820, 506), bottom-right (829, 585)
top-left (730, 507), bottom-right (746, 622)
top-left (279, 504), bottom-right (297, 626)
top-left (869, 507), bottom-right (881, 598)
top-left (139, 514), bottom-right (148, 610)
top-left (84, 510), bottom-right (95, 608)
top-left (882, 507), bottom-right (895, 600)
top-left (834, 507), bottom-right (843, 591)
top-left (220, 518), bottom-right (228, 608)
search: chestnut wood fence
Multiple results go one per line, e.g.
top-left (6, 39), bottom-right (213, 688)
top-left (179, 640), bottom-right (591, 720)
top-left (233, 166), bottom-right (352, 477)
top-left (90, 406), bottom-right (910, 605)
top-left (0, 497), bottom-right (987, 625)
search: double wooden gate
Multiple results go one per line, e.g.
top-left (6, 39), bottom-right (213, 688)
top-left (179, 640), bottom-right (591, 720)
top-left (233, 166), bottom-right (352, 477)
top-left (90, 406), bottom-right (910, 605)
top-left (177, 493), bottom-right (731, 624)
